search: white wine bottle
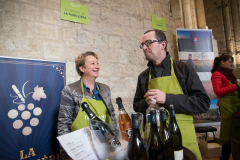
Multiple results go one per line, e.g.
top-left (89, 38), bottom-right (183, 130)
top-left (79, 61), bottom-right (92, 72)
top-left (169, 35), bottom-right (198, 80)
top-left (127, 113), bottom-right (148, 160)
top-left (147, 110), bottom-right (164, 160)
top-left (81, 102), bottom-right (121, 147)
top-left (160, 108), bottom-right (174, 160)
top-left (116, 97), bottom-right (132, 142)
top-left (168, 105), bottom-right (183, 160)
top-left (146, 99), bottom-right (160, 139)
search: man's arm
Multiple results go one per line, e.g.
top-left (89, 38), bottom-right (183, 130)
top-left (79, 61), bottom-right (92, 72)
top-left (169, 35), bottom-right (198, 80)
top-left (165, 62), bottom-right (210, 113)
top-left (133, 70), bottom-right (149, 115)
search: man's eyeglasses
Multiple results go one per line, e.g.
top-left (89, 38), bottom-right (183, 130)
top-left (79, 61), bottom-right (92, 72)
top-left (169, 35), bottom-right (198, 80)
top-left (140, 40), bottom-right (163, 49)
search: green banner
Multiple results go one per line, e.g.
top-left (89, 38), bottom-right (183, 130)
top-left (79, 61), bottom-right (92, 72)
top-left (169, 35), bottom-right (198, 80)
top-left (151, 14), bottom-right (166, 31)
top-left (61, 0), bottom-right (89, 24)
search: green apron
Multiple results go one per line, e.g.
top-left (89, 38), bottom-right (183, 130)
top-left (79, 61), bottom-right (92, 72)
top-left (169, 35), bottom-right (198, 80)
top-left (70, 79), bottom-right (112, 132)
top-left (147, 58), bottom-right (202, 160)
top-left (218, 81), bottom-right (240, 144)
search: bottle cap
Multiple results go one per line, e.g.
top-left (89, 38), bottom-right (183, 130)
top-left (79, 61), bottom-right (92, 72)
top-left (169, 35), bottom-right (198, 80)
top-left (116, 97), bottom-right (124, 110)
top-left (81, 102), bottom-right (89, 111)
top-left (150, 98), bottom-right (156, 104)
top-left (116, 97), bottom-right (122, 103)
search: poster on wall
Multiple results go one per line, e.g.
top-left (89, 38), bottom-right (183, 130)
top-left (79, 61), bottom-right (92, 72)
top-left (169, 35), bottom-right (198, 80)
top-left (151, 14), bottom-right (167, 31)
top-left (61, 0), bottom-right (89, 24)
top-left (0, 56), bottom-right (66, 160)
top-left (176, 29), bottom-right (220, 127)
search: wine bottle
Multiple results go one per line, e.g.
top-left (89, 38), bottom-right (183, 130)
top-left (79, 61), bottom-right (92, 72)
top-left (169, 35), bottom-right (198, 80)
top-left (81, 102), bottom-right (121, 147)
top-left (160, 108), bottom-right (174, 160)
top-left (147, 110), bottom-right (164, 160)
top-left (146, 99), bottom-right (160, 139)
top-left (116, 97), bottom-right (132, 141)
top-left (127, 113), bottom-right (148, 160)
top-left (168, 105), bottom-right (183, 160)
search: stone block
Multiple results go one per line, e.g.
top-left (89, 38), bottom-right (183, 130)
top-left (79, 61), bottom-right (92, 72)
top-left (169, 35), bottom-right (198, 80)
top-left (143, 19), bottom-right (152, 30)
top-left (109, 35), bottom-right (121, 48)
top-left (61, 27), bottom-right (76, 42)
top-left (26, 22), bottom-right (58, 40)
top-left (20, 4), bottom-right (41, 21)
top-left (116, 12), bottom-right (130, 26)
top-left (43, 40), bottom-right (67, 61)
top-left (15, 38), bottom-right (43, 55)
top-left (129, 16), bottom-right (143, 29)
top-left (5, 39), bottom-right (15, 51)
top-left (94, 34), bottom-right (108, 47)
top-left (76, 30), bottom-right (95, 44)
top-left (43, 8), bottom-right (61, 25)
top-left (97, 21), bottom-right (112, 34)
top-left (19, 0), bottom-right (47, 7)
top-left (121, 37), bottom-right (139, 50)
top-left (120, 3), bottom-right (137, 16)
top-left (82, 18), bottom-right (98, 32)
top-left (111, 24), bottom-right (124, 36)
top-left (88, 3), bottom-right (100, 19)
top-left (1, 1), bottom-right (21, 20)
top-left (101, 7), bottom-right (117, 23)
top-left (2, 19), bottom-right (23, 37)
top-left (66, 60), bottom-right (77, 78)
top-left (47, 0), bottom-right (60, 10)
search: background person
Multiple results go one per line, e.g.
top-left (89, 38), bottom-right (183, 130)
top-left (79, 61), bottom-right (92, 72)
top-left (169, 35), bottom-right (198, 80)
top-left (57, 51), bottom-right (117, 160)
top-left (134, 29), bottom-right (210, 160)
top-left (186, 53), bottom-right (195, 69)
top-left (211, 54), bottom-right (240, 160)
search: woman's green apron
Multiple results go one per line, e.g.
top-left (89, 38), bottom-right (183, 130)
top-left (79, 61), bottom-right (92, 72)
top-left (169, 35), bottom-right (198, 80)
top-left (147, 59), bottom-right (202, 160)
top-left (218, 81), bottom-right (240, 144)
top-left (70, 79), bottom-right (112, 132)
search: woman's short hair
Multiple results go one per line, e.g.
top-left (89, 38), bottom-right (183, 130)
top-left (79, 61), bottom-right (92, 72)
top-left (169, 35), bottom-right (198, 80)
top-left (75, 51), bottom-right (98, 76)
top-left (211, 54), bottom-right (233, 73)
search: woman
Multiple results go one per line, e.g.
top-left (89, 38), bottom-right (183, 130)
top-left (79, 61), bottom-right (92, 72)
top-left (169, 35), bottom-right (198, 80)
top-left (211, 54), bottom-right (240, 160)
top-left (57, 51), bottom-right (117, 160)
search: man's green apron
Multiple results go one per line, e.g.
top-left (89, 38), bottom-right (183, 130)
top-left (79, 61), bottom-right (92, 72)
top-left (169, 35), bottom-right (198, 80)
top-left (70, 79), bottom-right (112, 132)
top-left (218, 81), bottom-right (240, 144)
top-left (148, 59), bottom-right (202, 160)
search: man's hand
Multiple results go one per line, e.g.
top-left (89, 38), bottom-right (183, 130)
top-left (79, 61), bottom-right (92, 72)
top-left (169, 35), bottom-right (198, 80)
top-left (144, 89), bottom-right (166, 106)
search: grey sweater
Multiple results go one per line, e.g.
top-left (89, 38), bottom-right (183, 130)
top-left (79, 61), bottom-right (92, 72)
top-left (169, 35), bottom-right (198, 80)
top-left (57, 80), bottom-right (117, 159)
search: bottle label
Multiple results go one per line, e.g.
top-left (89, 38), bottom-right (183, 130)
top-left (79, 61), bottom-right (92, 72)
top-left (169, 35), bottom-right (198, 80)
top-left (126, 128), bottom-right (132, 138)
top-left (156, 113), bottom-right (160, 123)
top-left (146, 114), bottom-right (150, 123)
top-left (174, 149), bottom-right (183, 160)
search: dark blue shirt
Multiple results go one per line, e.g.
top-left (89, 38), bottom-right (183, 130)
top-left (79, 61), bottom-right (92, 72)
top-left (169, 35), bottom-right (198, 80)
top-left (80, 79), bottom-right (101, 100)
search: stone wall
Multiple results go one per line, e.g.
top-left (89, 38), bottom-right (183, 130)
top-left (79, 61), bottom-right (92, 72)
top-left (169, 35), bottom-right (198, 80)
top-left (203, 0), bottom-right (239, 55)
top-left (204, 0), bottom-right (227, 54)
top-left (0, 0), bottom-right (178, 115)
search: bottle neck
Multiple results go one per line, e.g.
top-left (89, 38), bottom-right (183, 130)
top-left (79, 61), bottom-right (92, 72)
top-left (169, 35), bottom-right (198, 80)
top-left (150, 123), bottom-right (158, 132)
top-left (170, 108), bottom-right (175, 117)
top-left (117, 101), bottom-right (124, 110)
top-left (83, 107), bottom-right (96, 120)
top-left (119, 108), bottom-right (127, 114)
top-left (132, 117), bottom-right (139, 129)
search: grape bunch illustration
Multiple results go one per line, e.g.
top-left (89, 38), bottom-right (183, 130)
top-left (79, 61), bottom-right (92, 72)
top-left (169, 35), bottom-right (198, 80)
top-left (8, 83), bottom-right (46, 136)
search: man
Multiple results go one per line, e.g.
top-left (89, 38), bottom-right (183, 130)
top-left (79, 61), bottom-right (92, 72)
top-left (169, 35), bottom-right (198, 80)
top-left (186, 54), bottom-right (195, 68)
top-left (133, 30), bottom-right (210, 160)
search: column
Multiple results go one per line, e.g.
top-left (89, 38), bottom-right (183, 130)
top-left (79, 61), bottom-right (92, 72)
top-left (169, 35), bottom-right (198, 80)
top-left (190, 0), bottom-right (198, 29)
top-left (195, 0), bottom-right (207, 29)
top-left (222, 0), bottom-right (234, 55)
top-left (232, 0), bottom-right (240, 53)
top-left (182, 0), bottom-right (192, 28)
